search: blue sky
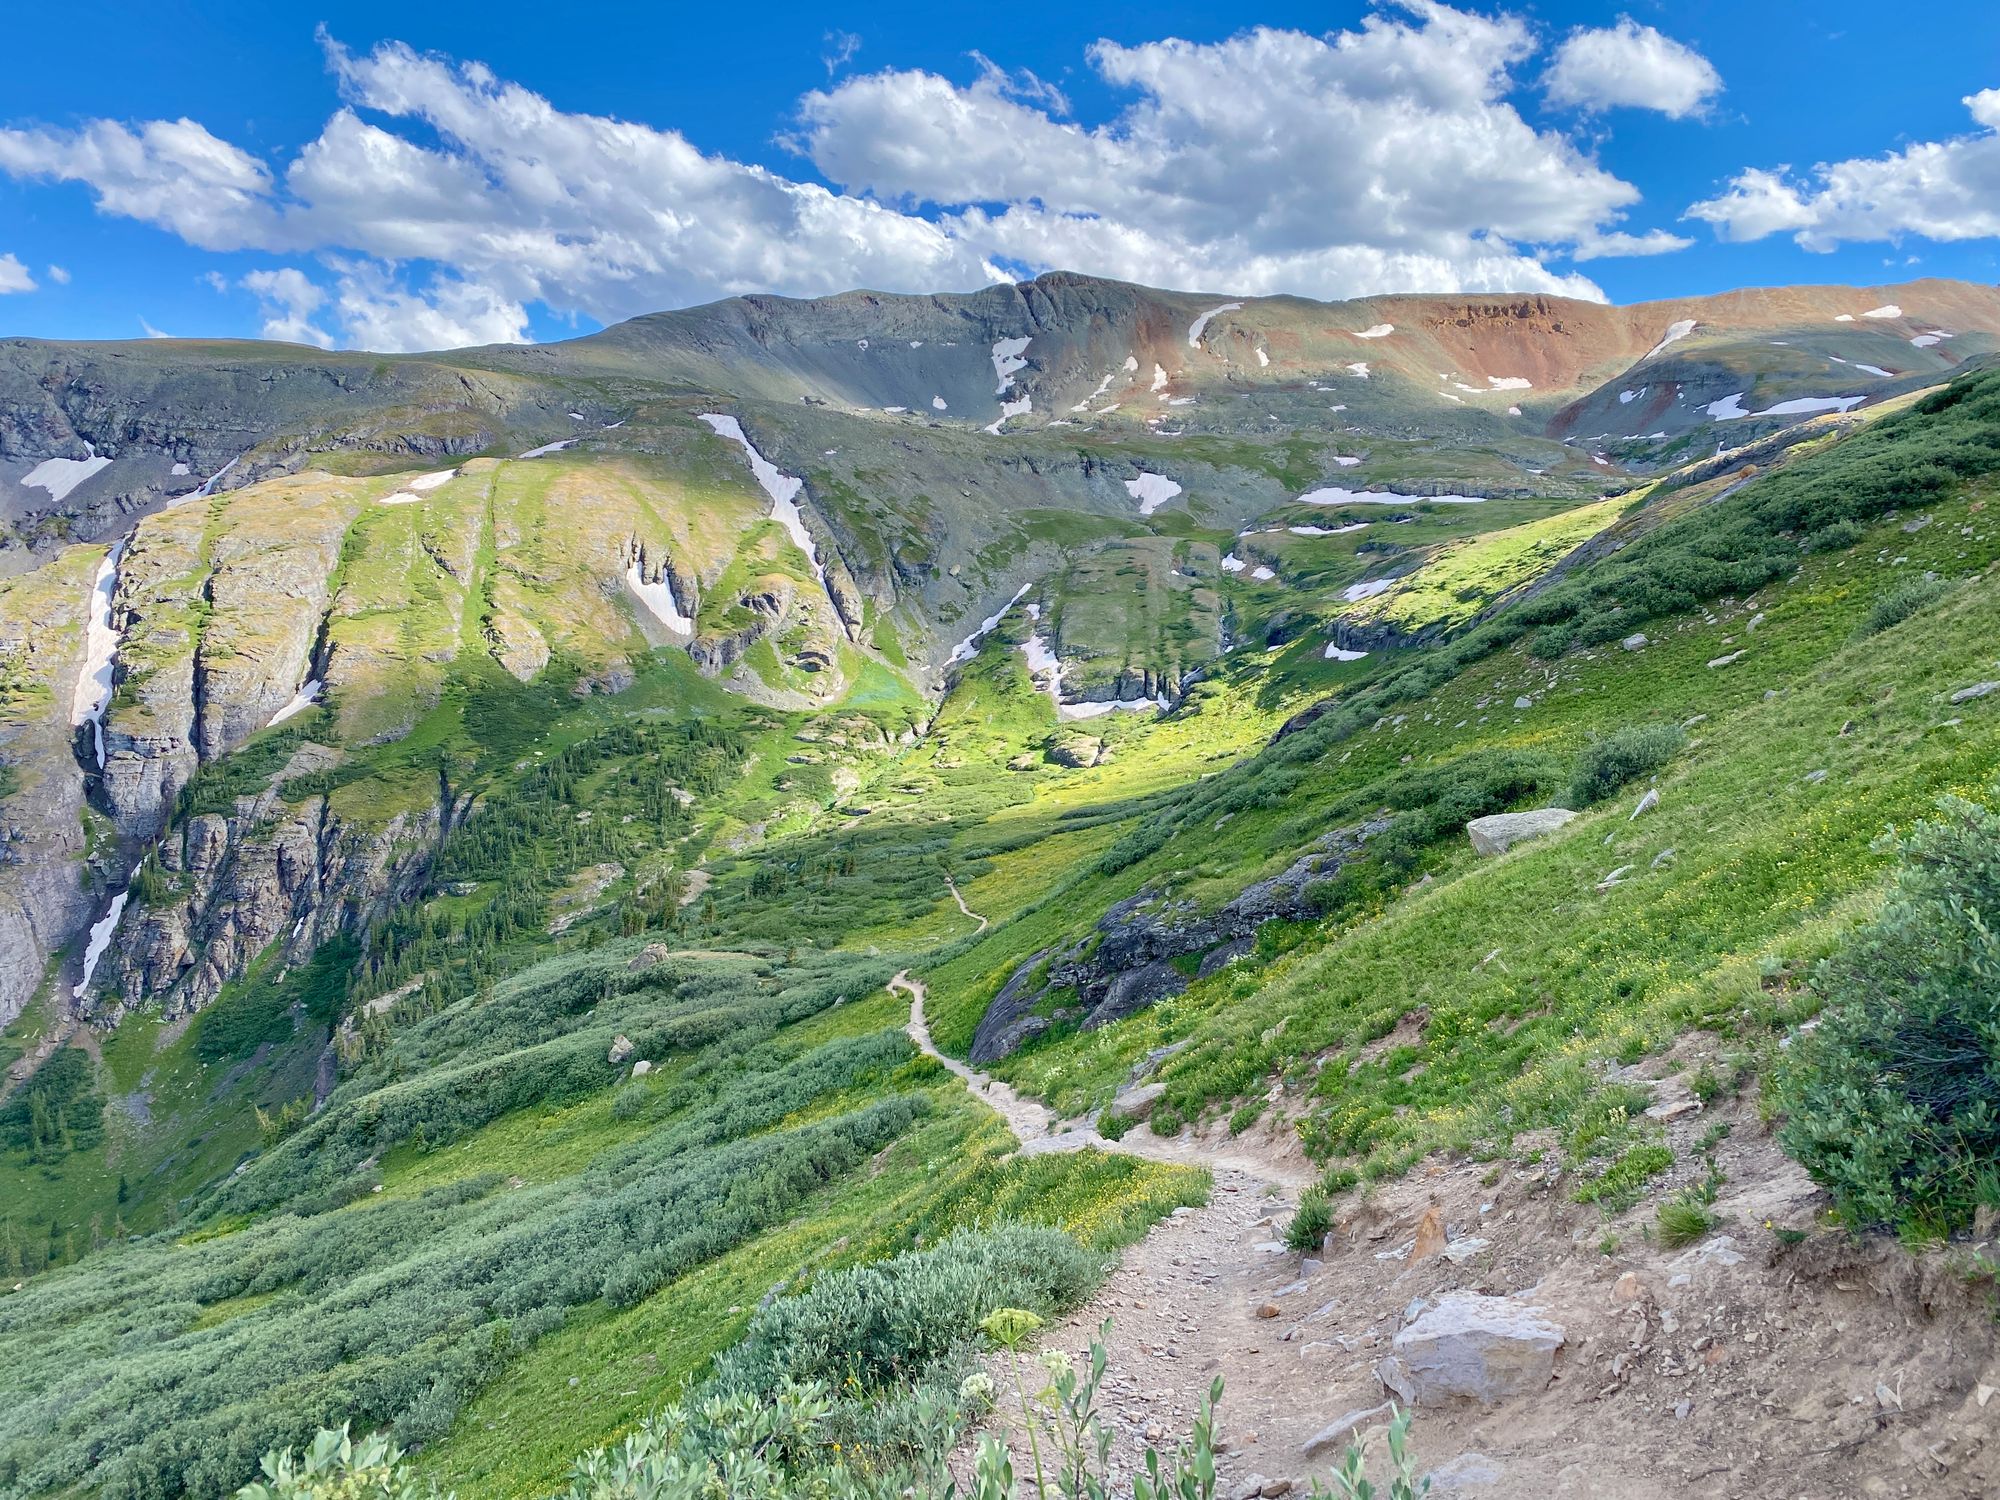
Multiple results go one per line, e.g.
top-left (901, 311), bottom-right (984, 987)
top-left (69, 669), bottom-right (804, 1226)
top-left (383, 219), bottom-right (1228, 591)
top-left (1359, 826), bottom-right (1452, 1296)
top-left (3, 0), bottom-right (1996, 349)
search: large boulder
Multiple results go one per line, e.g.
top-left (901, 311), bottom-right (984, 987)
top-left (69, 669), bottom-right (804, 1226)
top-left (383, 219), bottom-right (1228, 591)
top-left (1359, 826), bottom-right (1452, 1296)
top-left (1466, 808), bottom-right (1577, 857)
top-left (1376, 1293), bottom-right (1564, 1407)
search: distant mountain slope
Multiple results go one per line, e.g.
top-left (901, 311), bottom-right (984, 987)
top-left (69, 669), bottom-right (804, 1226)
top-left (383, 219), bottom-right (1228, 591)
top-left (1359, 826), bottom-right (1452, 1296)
top-left (6, 273), bottom-right (1997, 569)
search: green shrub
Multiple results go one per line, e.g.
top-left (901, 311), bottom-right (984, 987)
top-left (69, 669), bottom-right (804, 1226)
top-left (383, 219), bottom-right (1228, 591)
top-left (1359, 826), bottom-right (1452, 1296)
top-left (1859, 575), bottom-right (1952, 636)
top-left (1568, 723), bottom-right (1686, 806)
top-left (1805, 518), bottom-right (1867, 553)
top-left (1530, 623), bottom-right (1573, 660)
top-left (236, 1425), bottom-right (446, 1500)
top-left (1285, 1186), bottom-right (1334, 1252)
top-left (1775, 789), bottom-right (2000, 1236)
top-left (709, 1225), bottom-right (1100, 1402)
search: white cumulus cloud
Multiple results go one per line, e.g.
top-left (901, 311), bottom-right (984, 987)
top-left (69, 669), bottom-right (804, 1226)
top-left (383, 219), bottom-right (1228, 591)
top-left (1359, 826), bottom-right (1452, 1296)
top-left (0, 254), bottom-right (35, 293)
top-left (242, 267), bottom-right (334, 347)
top-left (1544, 19), bottom-right (1722, 119)
top-left (798, 9), bottom-right (1673, 299)
top-left (0, 7), bottom-right (1705, 345)
top-left (1688, 88), bottom-right (2000, 249)
top-left (46, 264), bottom-right (70, 285)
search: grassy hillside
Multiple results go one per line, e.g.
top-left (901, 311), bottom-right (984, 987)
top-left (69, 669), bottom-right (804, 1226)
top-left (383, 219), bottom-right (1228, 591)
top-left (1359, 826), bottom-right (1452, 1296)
top-left (0, 363), bottom-right (1995, 1500)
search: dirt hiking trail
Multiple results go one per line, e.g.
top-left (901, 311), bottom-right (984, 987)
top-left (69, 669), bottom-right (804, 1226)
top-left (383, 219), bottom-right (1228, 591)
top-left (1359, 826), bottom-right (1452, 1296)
top-left (899, 972), bottom-right (2000, 1499)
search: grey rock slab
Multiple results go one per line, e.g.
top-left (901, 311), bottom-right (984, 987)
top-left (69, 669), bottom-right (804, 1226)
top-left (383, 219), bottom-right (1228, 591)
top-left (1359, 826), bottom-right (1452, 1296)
top-left (1374, 1293), bottom-right (1565, 1407)
top-left (1302, 1402), bottom-right (1394, 1458)
top-left (1466, 808), bottom-right (1577, 857)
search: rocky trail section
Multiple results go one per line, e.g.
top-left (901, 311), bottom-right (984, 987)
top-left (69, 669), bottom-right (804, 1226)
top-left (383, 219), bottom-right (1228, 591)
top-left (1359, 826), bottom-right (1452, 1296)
top-left (960, 1044), bottom-right (2000, 1500)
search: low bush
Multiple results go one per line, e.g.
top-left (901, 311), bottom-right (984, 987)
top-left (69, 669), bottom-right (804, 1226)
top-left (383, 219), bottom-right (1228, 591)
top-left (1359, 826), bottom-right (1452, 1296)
top-left (1285, 1185), bottom-right (1334, 1252)
top-left (1568, 723), bottom-right (1685, 807)
top-left (1775, 789), bottom-right (2000, 1236)
top-left (1859, 575), bottom-right (1952, 636)
top-left (710, 1225), bottom-right (1100, 1402)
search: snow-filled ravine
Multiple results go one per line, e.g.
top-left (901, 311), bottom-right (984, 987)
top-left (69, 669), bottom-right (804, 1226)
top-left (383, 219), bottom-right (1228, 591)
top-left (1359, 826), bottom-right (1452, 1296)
top-left (74, 870), bottom-right (138, 1001)
top-left (986, 337), bottom-right (1034, 433)
top-left (1125, 472), bottom-right (1182, 516)
top-left (625, 552), bottom-right (694, 636)
top-left (70, 539), bottom-right (127, 770)
top-left (1296, 485), bottom-right (1487, 507)
top-left (697, 415), bottom-right (827, 590)
top-left (946, 582), bottom-right (1032, 665)
top-left (267, 679), bottom-right (323, 728)
top-left (1018, 605), bottom-right (1168, 720)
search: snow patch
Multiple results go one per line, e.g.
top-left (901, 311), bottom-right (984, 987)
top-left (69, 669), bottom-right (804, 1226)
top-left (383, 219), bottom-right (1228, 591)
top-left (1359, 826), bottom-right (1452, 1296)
top-left (984, 394), bottom-right (1032, 435)
top-left (1187, 302), bottom-right (1242, 348)
top-left (408, 469), bottom-right (455, 492)
top-left (1324, 643), bottom-right (1369, 661)
top-left (1123, 355), bottom-right (1139, 372)
top-left (1910, 334), bottom-right (1944, 348)
top-left (991, 336), bottom-right (1032, 394)
top-left (1487, 376), bottom-right (1532, 391)
top-left (1290, 522), bottom-right (1369, 536)
top-left (1355, 324), bottom-right (1394, 339)
top-left (1332, 456), bottom-right (1362, 468)
top-left (1861, 304), bottom-right (1902, 320)
top-left (1125, 472), bottom-right (1183, 516)
top-left (1853, 364), bottom-right (1895, 379)
top-left (378, 491), bottom-right (424, 506)
top-left (1754, 395), bottom-right (1867, 417)
top-left (1346, 362), bottom-right (1370, 379)
top-left (1619, 388), bottom-right (1643, 405)
top-left (22, 454), bottom-right (112, 503)
top-left (519, 438), bottom-right (577, 459)
top-left (1298, 486), bottom-right (1486, 507)
top-left (1219, 553), bottom-right (1247, 574)
top-left (170, 462), bottom-right (191, 477)
top-left (1255, 348), bottom-right (1270, 368)
top-left (1250, 565), bottom-right (1276, 581)
top-left (932, 395), bottom-right (948, 411)
top-left (267, 678), bottom-right (323, 728)
top-left (1150, 363), bottom-right (1170, 394)
top-left (1646, 319), bottom-right (1697, 359)
top-left (1711, 392), bottom-right (1866, 422)
top-left (1342, 578), bottom-right (1394, 602)
top-left (1833, 313), bottom-right (1855, 322)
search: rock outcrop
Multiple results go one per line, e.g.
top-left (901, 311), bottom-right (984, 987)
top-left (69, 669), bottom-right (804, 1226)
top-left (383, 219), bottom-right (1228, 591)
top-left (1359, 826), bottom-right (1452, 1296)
top-left (971, 816), bottom-right (1391, 1063)
top-left (100, 743), bottom-right (460, 1022)
top-left (0, 548), bottom-right (98, 1026)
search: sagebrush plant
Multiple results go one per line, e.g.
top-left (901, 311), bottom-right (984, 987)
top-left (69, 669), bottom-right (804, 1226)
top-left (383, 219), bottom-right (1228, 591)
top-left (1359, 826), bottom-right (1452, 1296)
top-left (236, 1424), bottom-right (447, 1500)
top-left (1776, 788), bottom-right (2000, 1236)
